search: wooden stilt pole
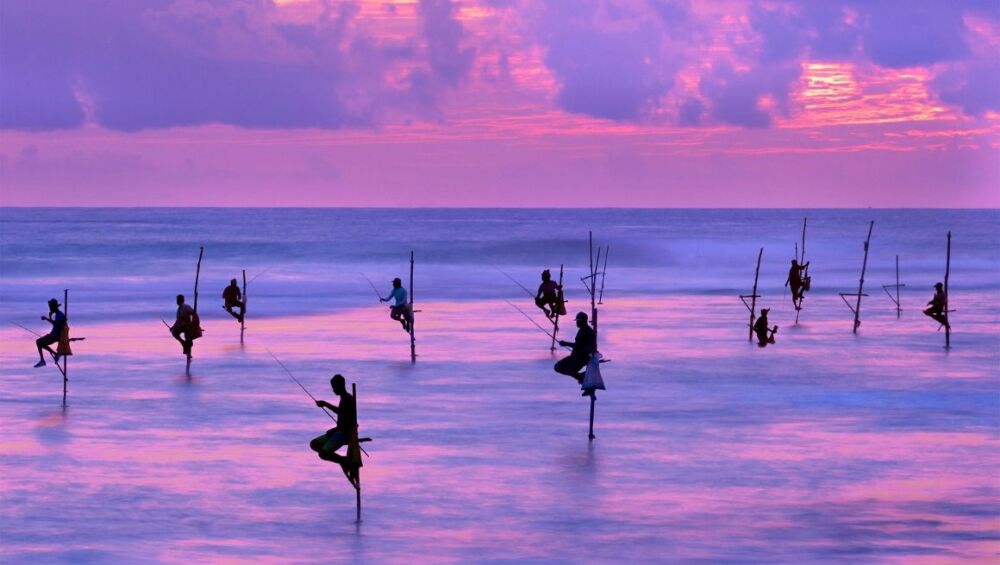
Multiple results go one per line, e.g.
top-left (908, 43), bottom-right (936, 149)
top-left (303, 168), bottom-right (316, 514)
top-left (945, 232), bottom-right (951, 349)
top-left (881, 254), bottom-right (905, 317)
top-left (598, 246), bottom-right (609, 305)
top-left (588, 234), bottom-right (599, 441)
top-left (240, 269), bottom-right (247, 344)
top-left (550, 264), bottom-right (564, 352)
top-left (409, 251), bottom-right (416, 363)
top-left (853, 222), bottom-right (873, 334)
top-left (62, 288), bottom-right (68, 407)
top-left (895, 255), bottom-right (901, 318)
top-left (188, 246), bottom-right (204, 375)
top-left (354, 382), bottom-right (361, 522)
top-left (740, 248), bottom-right (763, 341)
top-left (795, 218), bottom-right (808, 323)
top-left (588, 232), bottom-right (596, 323)
top-left (588, 392), bottom-right (596, 441)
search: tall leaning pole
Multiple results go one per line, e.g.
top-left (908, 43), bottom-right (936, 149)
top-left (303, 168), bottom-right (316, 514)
top-left (409, 251), bottom-right (416, 363)
top-left (944, 231), bottom-right (951, 349)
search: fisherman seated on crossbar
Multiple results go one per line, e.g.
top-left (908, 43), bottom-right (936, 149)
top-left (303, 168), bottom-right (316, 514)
top-left (923, 282), bottom-right (950, 329)
top-left (171, 294), bottom-right (196, 358)
top-left (311, 374), bottom-right (360, 487)
top-left (380, 277), bottom-right (411, 332)
top-left (786, 260), bottom-right (810, 310)
top-left (555, 312), bottom-right (597, 394)
top-left (535, 269), bottom-right (562, 320)
top-left (34, 298), bottom-right (66, 368)
top-left (222, 278), bottom-right (244, 323)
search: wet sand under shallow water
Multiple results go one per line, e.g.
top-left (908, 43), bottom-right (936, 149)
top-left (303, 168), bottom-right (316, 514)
top-left (1, 208), bottom-right (998, 563)
top-left (1, 293), bottom-right (997, 564)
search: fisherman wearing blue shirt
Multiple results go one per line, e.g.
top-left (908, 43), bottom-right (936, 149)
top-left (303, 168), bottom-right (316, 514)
top-left (34, 298), bottom-right (66, 368)
top-left (380, 277), bottom-right (411, 332)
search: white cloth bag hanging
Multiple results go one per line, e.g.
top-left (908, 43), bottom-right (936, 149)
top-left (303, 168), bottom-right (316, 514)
top-left (582, 351), bottom-right (606, 391)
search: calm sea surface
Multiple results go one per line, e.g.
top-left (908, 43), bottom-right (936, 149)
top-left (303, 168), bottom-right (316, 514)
top-left (1, 208), bottom-right (998, 563)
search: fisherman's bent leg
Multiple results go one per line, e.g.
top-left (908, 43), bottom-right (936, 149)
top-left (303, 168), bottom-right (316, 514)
top-left (318, 432), bottom-right (348, 462)
top-left (554, 356), bottom-right (587, 382)
top-left (36, 334), bottom-right (58, 360)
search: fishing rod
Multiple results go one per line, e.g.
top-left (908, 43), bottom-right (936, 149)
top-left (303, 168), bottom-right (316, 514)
top-left (267, 349), bottom-right (371, 457)
top-left (497, 269), bottom-right (535, 300)
top-left (11, 321), bottom-right (41, 338)
top-left (248, 267), bottom-right (271, 284)
top-left (266, 349), bottom-right (337, 423)
top-left (359, 273), bottom-right (383, 301)
top-left (11, 321), bottom-right (86, 341)
top-left (504, 299), bottom-right (570, 350)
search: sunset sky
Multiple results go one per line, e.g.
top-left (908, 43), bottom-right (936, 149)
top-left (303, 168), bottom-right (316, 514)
top-left (1, 0), bottom-right (998, 207)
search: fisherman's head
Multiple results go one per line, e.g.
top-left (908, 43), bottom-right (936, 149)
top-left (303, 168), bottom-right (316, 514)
top-left (791, 259), bottom-right (798, 266)
top-left (575, 311), bottom-right (588, 328)
top-left (176, 294), bottom-right (185, 306)
top-left (330, 374), bottom-right (347, 394)
top-left (47, 298), bottom-right (59, 312)
top-left (230, 278), bottom-right (238, 286)
top-left (760, 308), bottom-right (770, 317)
top-left (542, 269), bottom-right (551, 281)
top-left (934, 282), bottom-right (943, 290)
top-left (392, 277), bottom-right (402, 289)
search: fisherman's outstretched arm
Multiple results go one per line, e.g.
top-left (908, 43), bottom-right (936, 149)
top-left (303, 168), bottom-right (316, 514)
top-left (316, 399), bottom-right (340, 413)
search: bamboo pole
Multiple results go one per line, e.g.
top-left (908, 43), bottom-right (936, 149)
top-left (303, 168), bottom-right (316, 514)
top-left (598, 246), bottom-right (609, 304)
top-left (588, 232), bottom-right (596, 324)
top-left (409, 251), bottom-right (416, 363)
top-left (853, 221), bottom-right (874, 334)
top-left (62, 288), bottom-right (68, 407)
top-left (550, 264), bottom-right (564, 352)
top-left (795, 217), bottom-right (808, 323)
top-left (880, 255), bottom-right (905, 317)
top-left (588, 235), bottom-right (599, 441)
top-left (354, 382), bottom-right (361, 522)
top-left (801, 217), bottom-right (807, 266)
top-left (744, 248), bottom-right (763, 341)
top-left (945, 231), bottom-right (951, 349)
top-left (240, 269), bottom-right (246, 344)
top-left (189, 246), bottom-right (204, 375)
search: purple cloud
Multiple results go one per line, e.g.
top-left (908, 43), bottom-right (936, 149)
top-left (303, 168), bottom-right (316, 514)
top-left (420, 0), bottom-right (475, 86)
top-left (0, 0), bottom-right (470, 131)
top-left (537, 0), bottom-right (685, 122)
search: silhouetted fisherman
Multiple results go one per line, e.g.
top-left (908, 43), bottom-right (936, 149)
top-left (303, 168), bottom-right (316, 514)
top-left (535, 269), bottom-right (562, 320)
top-left (34, 298), bottom-right (66, 368)
top-left (923, 282), bottom-right (950, 329)
top-left (555, 312), bottom-right (597, 385)
top-left (380, 277), bottom-right (411, 332)
top-left (786, 259), bottom-right (810, 310)
top-left (311, 374), bottom-right (359, 488)
top-left (171, 294), bottom-right (196, 358)
top-left (222, 278), bottom-right (244, 323)
top-left (753, 308), bottom-right (777, 347)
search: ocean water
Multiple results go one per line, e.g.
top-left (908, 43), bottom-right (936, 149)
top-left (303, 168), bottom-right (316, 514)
top-left (0, 208), bottom-right (997, 564)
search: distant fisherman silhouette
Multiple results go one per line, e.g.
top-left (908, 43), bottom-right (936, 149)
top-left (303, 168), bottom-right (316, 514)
top-left (380, 278), bottom-right (411, 332)
top-left (555, 312), bottom-right (597, 385)
top-left (535, 269), bottom-right (562, 320)
top-left (923, 282), bottom-right (950, 329)
top-left (311, 374), bottom-right (360, 488)
top-left (34, 298), bottom-right (66, 368)
top-left (753, 308), bottom-right (777, 347)
top-left (786, 259), bottom-right (810, 310)
top-left (222, 278), bottom-right (244, 323)
top-left (170, 294), bottom-right (196, 358)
